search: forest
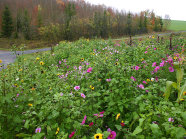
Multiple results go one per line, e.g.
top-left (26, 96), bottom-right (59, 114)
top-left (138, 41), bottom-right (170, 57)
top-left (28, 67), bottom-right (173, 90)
top-left (0, 0), bottom-right (167, 42)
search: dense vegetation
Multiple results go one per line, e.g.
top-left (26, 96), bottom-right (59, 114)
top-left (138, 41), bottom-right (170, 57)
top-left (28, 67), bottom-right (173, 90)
top-left (0, 0), bottom-right (166, 42)
top-left (0, 34), bottom-right (185, 138)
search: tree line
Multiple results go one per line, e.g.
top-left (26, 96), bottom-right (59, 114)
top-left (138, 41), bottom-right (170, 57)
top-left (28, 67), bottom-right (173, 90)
top-left (0, 0), bottom-right (168, 42)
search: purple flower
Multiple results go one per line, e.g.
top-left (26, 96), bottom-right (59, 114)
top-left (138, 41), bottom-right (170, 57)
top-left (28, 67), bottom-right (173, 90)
top-left (74, 86), bottom-right (80, 91)
top-left (59, 61), bottom-right (61, 64)
top-left (35, 128), bottom-right (41, 133)
top-left (63, 59), bottom-right (67, 63)
top-left (160, 61), bottom-right (165, 67)
top-left (135, 66), bottom-right (140, 70)
top-left (106, 79), bottom-right (112, 82)
top-left (152, 62), bottom-right (156, 67)
top-left (81, 93), bottom-right (86, 98)
top-left (131, 76), bottom-right (136, 81)
top-left (60, 93), bottom-right (63, 96)
top-left (146, 90), bottom-right (149, 93)
top-left (81, 115), bottom-right (87, 125)
top-left (169, 67), bottom-right (174, 72)
top-left (145, 51), bottom-right (148, 54)
top-left (16, 94), bottom-right (19, 97)
top-left (168, 118), bottom-right (174, 122)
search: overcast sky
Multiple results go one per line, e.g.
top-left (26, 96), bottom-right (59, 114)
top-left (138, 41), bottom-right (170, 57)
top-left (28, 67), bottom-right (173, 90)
top-left (85, 0), bottom-right (186, 21)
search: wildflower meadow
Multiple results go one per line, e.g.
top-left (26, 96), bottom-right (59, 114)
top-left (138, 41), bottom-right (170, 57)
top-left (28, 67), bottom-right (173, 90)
top-left (0, 35), bottom-right (185, 139)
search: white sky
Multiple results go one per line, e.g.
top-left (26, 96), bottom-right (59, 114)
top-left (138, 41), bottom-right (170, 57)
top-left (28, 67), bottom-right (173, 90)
top-left (85, 0), bottom-right (186, 21)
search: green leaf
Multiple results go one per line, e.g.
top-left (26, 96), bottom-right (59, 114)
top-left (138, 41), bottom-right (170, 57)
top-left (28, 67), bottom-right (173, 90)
top-left (24, 120), bottom-right (30, 129)
top-left (177, 81), bottom-right (186, 102)
top-left (150, 124), bottom-right (162, 136)
top-left (96, 128), bottom-right (102, 133)
top-left (132, 126), bottom-right (142, 135)
top-left (115, 124), bottom-right (122, 130)
top-left (16, 133), bottom-right (31, 137)
top-left (164, 81), bottom-right (177, 100)
top-left (175, 127), bottom-right (185, 139)
top-left (102, 131), bottom-right (110, 138)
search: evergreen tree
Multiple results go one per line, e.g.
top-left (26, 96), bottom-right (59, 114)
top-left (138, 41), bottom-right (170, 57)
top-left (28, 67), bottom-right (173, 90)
top-left (143, 12), bottom-right (148, 33)
top-left (22, 9), bottom-right (31, 40)
top-left (1, 6), bottom-right (13, 38)
top-left (126, 12), bottom-right (132, 35)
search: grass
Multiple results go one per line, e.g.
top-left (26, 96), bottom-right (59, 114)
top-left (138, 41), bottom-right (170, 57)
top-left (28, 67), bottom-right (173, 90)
top-left (0, 38), bottom-right (52, 50)
top-left (167, 20), bottom-right (186, 31)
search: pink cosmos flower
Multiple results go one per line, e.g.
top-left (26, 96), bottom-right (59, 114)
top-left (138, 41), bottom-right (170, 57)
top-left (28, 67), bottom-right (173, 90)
top-left (60, 93), bottom-right (63, 96)
top-left (94, 111), bottom-right (104, 118)
top-left (160, 61), bottom-right (165, 67)
top-left (152, 62), bottom-right (156, 67)
top-left (59, 61), bottom-right (61, 64)
top-left (69, 131), bottom-right (75, 138)
top-left (16, 94), bottom-right (19, 97)
top-left (138, 84), bottom-right (144, 89)
top-left (135, 66), bottom-right (140, 70)
top-left (146, 90), bottom-right (149, 93)
top-left (168, 118), bottom-right (174, 122)
top-left (81, 93), bottom-right (86, 98)
top-left (154, 48), bottom-right (157, 50)
top-left (107, 129), bottom-right (116, 139)
top-left (144, 51), bottom-right (148, 54)
top-left (87, 67), bottom-right (92, 73)
top-left (79, 66), bottom-right (82, 70)
top-left (35, 128), bottom-right (41, 133)
top-left (142, 81), bottom-right (147, 84)
top-left (131, 76), bottom-right (136, 81)
top-left (74, 86), bottom-right (80, 91)
top-left (63, 59), bottom-right (67, 63)
top-left (106, 79), bottom-right (112, 82)
top-left (154, 66), bottom-right (160, 73)
top-left (81, 115), bottom-right (87, 125)
top-left (169, 67), bottom-right (174, 72)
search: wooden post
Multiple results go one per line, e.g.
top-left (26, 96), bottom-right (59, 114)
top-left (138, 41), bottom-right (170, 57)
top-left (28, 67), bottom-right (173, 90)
top-left (170, 37), bottom-right (172, 50)
top-left (130, 35), bottom-right (132, 46)
top-left (157, 36), bottom-right (159, 43)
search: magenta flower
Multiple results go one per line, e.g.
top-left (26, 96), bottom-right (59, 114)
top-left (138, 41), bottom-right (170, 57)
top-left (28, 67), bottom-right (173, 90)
top-left (154, 66), bottom-right (160, 73)
top-left (131, 76), bottom-right (136, 81)
top-left (154, 48), bottom-right (157, 50)
top-left (138, 84), bottom-right (144, 89)
top-left (63, 59), bottom-right (67, 63)
top-left (168, 118), bottom-right (174, 122)
top-left (79, 66), bottom-right (82, 70)
top-left (81, 115), bottom-right (87, 125)
top-left (169, 67), bottom-right (174, 72)
top-left (146, 90), bottom-right (149, 93)
top-left (152, 62), bottom-right (156, 67)
top-left (135, 66), bottom-right (140, 70)
top-left (142, 81), bottom-right (147, 84)
top-left (69, 131), bottom-right (75, 138)
top-left (81, 93), bottom-right (86, 98)
top-left (74, 86), bottom-right (80, 91)
top-left (35, 128), bottom-right (41, 133)
top-left (94, 111), bottom-right (104, 118)
top-left (145, 51), bottom-right (148, 54)
top-left (59, 61), bottom-right (61, 64)
top-left (106, 79), bottom-right (112, 82)
top-left (87, 67), bottom-right (92, 73)
top-left (60, 93), bottom-right (63, 96)
top-left (160, 61), bottom-right (165, 67)
top-left (16, 94), bottom-right (19, 97)
top-left (89, 122), bottom-right (94, 127)
top-left (107, 129), bottom-right (116, 139)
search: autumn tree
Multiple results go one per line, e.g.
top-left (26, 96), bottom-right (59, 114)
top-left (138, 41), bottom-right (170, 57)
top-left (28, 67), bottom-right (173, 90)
top-left (1, 6), bottom-right (13, 38)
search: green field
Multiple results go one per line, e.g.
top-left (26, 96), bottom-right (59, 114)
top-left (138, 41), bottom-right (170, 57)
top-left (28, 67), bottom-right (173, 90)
top-left (168, 20), bottom-right (186, 31)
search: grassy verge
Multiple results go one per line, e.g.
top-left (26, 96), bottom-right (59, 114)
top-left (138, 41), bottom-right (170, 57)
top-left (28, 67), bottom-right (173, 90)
top-left (168, 20), bottom-right (186, 31)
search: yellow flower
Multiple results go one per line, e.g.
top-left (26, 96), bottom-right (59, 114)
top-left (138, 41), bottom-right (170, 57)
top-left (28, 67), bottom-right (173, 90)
top-left (36, 57), bottom-right (40, 60)
top-left (21, 79), bottom-right (24, 83)
top-left (49, 87), bottom-right (52, 90)
top-left (184, 92), bottom-right (186, 95)
top-left (152, 35), bottom-right (155, 39)
top-left (57, 73), bottom-right (60, 76)
top-left (40, 61), bottom-right (44, 65)
top-left (116, 113), bottom-right (120, 120)
top-left (81, 58), bottom-right (84, 62)
top-left (93, 52), bottom-right (95, 55)
top-left (94, 133), bottom-right (103, 139)
top-left (180, 99), bottom-right (184, 101)
top-left (14, 84), bottom-right (18, 88)
top-left (56, 127), bottom-right (59, 135)
top-left (0, 59), bottom-right (2, 63)
top-left (174, 57), bottom-right (177, 60)
top-left (147, 79), bottom-right (150, 82)
top-left (19, 69), bottom-right (22, 72)
top-left (141, 58), bottom-right (144, 61)
top-left (90, 85), bottom-right (92, 88)
top-left (98, 79), bottom-right (101, 81)
top-left (115, 62), bottom-right (118, 66)
top-left (91, 86), bottom-right (95, 90)
top-left (28, 103), bottom-right (33, 107)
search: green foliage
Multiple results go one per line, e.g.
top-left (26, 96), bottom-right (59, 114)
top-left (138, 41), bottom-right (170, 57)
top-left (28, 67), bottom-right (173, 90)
top-left (1, 6), bottom-right (13, 38)
top-left (0, 35), bottom-right (185, 138)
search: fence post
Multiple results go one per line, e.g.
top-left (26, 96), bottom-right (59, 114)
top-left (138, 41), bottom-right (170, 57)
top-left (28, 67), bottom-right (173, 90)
top-left (157, 36), bottom-right (159, 43)
top-left (130, 35), bottom-right (132, 46)
top-left (170, 37), bottom-right (172, 50)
